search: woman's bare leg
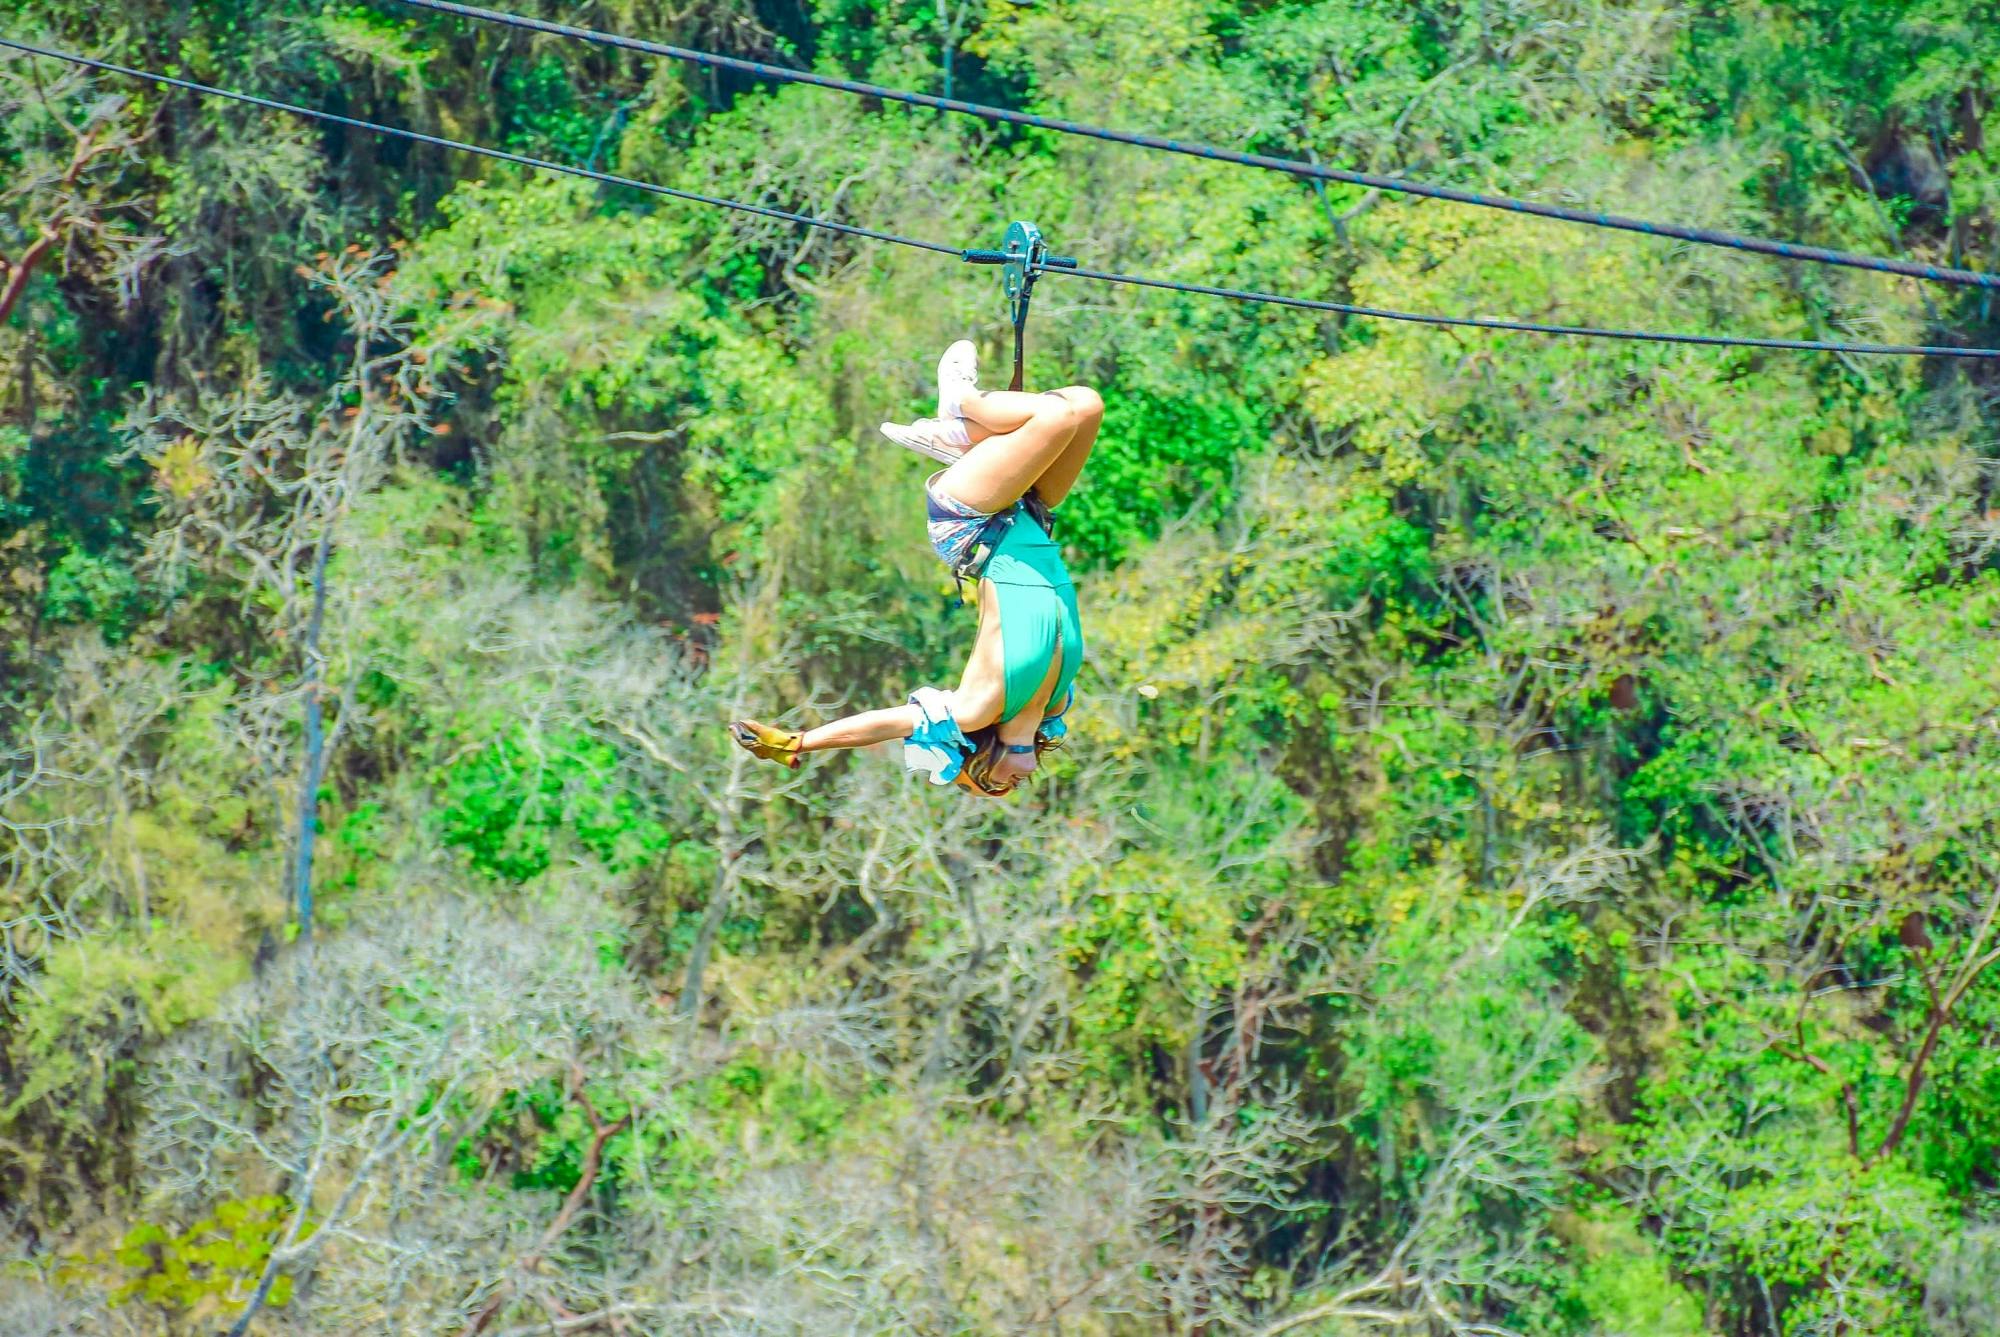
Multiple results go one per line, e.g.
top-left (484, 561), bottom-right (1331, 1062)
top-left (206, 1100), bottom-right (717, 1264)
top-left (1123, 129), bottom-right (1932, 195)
top-left (950, 386), bottom-right (1103, 506)
top-left (959, 389), bottom-right (1049, 436)
top-left (1026, 386), bottom-right (1104, 507)
top-left (936, 392), bottom-right (1081, 514)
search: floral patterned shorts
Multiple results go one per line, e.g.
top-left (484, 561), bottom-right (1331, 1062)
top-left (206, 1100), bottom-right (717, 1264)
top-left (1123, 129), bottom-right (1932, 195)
top-left (924, 472), bottom-right (997, 570)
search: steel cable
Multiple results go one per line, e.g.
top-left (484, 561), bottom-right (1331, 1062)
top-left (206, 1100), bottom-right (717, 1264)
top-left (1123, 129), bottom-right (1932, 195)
top-left (1057, 267), bottom-right (1999, 357)
top-left (390, 0), bottom-right (2000, 292)
top-left (0, 38), bottom-right (961, 256)
top-left (3, 36), bottom-right (1996, 358)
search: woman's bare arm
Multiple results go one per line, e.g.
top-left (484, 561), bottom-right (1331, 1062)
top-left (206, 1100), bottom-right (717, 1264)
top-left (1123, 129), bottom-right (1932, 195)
top-left (799, 704), bottom-right (922, 754)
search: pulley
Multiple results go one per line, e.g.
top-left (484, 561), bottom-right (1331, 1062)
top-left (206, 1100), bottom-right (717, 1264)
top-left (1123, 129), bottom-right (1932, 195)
top-left (962, 220), bottom-right (1077, 390)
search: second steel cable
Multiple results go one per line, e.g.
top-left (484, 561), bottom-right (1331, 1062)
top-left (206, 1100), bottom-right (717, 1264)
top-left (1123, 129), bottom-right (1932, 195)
top-left (3, 37), bottom-right (1994, 358)
top-left (0, 37), bottom-right (961, 257)
top-left (1058, 267), bottom-right (2000, 358)
top-left (390, 0), bottom-right (2000, 293)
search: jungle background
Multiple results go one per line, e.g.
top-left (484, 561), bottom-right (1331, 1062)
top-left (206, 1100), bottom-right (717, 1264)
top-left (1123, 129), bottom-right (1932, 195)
top-left (3, 1), bottom-right (1999, 1332)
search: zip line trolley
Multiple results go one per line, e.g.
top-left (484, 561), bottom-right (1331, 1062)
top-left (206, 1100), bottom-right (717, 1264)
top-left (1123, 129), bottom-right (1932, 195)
top-left (962, 221), bottom-right (1078, 391)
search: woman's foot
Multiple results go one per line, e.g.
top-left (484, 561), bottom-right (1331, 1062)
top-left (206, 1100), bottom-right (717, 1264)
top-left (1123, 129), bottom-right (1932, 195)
top-left (729, 720), bottom-right (803, 769)
top-left (937, 339), bottom-right (978, 422)
top-left (879, 417), bottom-right (969, 463)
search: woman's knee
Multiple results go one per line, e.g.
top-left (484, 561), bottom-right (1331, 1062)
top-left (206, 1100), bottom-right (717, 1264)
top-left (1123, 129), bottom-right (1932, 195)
top-left (1056, 385), bottom-right (1104, 424)
top-left (1033, 392), bottom-right (1084, 433)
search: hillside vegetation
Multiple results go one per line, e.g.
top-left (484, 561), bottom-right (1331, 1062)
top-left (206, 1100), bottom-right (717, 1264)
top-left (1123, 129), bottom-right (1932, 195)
top-left (3, 1), bottom-right (1999, 1333)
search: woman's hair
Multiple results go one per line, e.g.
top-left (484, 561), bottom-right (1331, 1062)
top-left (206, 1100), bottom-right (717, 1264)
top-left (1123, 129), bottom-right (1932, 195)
top-left (958, 724), bottom-right (1066, 797)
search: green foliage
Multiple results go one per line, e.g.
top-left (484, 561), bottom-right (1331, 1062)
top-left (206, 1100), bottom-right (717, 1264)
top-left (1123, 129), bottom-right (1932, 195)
top-left (1057, 383), bottom-right (1262, 568)
top-left (0, 424), bottom-right (29, 527)
top-left (3, 929), bottom-right (240, 1121)
top-left (310, 7), bottom-right (436, 83)
top-left (432, 726), bottom-right (671, 881)
top-left (89, 1197), bottom-right (302, 1318)
top-left (2, 924), bottom-right (244, 1220)
top-left (698, 1054), bottom-right (859, 1155)
top-left (40, 549), bottom-right (144, 641)
top-left (499, 57), bottom-right (622, 165)
top-left (7, 0), bottom-right (2000, 1331)
top-left (1338, 899), bottom-right (1590, 1200)
top-left (1061, 758), bottom-right (1308, 1091)
top-left (1562, 1212), bottom-right (1707, 1337)
top-left (1063, 844), bottom-right (1247, 1082)
top-left (1925, 1226), bottom-right (2000, 1337)
top-left (1715, 1160), bottom-right (1948, 1337)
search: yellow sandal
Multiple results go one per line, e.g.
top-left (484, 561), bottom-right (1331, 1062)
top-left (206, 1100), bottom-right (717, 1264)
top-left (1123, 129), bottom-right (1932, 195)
top-left (729, 719), bottom-right (804, 769)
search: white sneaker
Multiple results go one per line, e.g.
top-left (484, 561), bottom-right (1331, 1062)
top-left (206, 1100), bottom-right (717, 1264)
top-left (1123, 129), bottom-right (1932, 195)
top-left (880, 417), bottom-right (969, 464)
top-left (936, 339), bottom-right (978, 422)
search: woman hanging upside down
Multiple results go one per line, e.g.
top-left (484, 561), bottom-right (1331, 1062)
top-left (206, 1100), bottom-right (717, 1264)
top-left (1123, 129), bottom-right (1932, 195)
top-left (730, 340), bottom-right (1103, 798)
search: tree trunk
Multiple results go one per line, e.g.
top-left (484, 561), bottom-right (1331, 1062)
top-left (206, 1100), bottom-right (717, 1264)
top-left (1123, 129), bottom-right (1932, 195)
top-left (679, 744), bottom-right (748, 1021)
top-left (291, 526), bottom-right (334, 942)
top-left (0, 232), bottom-right (57, 326)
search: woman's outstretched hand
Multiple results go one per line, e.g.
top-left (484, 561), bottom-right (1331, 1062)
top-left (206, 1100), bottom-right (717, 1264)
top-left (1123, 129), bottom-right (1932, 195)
top-left (729, 719), bottom-right (804, 769)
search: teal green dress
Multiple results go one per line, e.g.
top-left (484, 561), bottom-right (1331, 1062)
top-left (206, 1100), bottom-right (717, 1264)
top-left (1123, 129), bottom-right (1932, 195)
top-left (983, 510), bottom-right (1083, 722)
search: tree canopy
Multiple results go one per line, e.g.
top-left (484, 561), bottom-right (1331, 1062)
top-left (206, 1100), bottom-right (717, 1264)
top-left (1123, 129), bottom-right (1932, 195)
top-left (3, 1), bottom-right (1999, 1333)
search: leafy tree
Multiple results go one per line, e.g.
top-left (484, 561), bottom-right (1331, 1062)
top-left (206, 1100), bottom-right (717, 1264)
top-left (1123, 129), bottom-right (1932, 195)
top-left (3, 1), bottom-right (1999, 1333)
